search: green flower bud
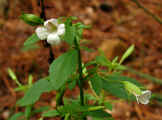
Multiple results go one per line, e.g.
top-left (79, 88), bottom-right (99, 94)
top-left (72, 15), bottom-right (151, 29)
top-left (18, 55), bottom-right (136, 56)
top-left (20, 13), bottom-right (44, 26)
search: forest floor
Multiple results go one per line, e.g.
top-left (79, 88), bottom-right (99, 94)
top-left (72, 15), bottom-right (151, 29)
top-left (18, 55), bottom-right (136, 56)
top-left (0, 0), bottom-right (162, 120)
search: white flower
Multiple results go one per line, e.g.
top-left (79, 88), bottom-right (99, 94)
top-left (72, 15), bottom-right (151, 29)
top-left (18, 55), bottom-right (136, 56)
top-left (135, 90), bottom-right (151, 104)
top-left (35, 18), bottom-right (65, 45)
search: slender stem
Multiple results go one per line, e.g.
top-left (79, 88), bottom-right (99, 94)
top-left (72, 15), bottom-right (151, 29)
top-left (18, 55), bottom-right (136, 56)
top-left (39, 1), bottom-right (64, 117)
top-left (132, 0), bottom-right (162, 24)
top-left (74, 38), bottom-right (86, 120)
top-left (56, 86), bottom-right (66, 108)
top-left (40, 0), bottom-right (46, 20)
top-left (74, 38), bottom-right (84, 106)
top-left (40, 0), bottom-right (55, 63)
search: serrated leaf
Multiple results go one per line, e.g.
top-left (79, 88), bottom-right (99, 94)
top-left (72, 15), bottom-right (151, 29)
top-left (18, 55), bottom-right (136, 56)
top-left (90, 74), bottom-right (103, 95)
top-left (24, 34), bottom-right (40, 46)
top-left (17, 77), bottom-right (52, 106)
top-left (49, 50), bottom-right (78, 90)
top-left (20, 13), bottom-right (44, 26)
top-left (119, 44), bottom-right (134, 64)
top-left (9, 112), bottom-right (24, 120)
top-left (42, 110), bottom-right (60, 117)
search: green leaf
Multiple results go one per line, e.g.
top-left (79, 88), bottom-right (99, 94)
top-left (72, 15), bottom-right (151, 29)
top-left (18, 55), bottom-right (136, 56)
top-left (105, 74), bottom-right (143, 87)
top-left (84, 93), bottom-right (97, 101)
top-left (24, 34), bottom-right (40, 46)
top-left (102, 80), bottom-right (130, 99)
top-left (58, 104), bottom-right (104, 115)
top-left (20, 13), bottom-right (44, 26)
top-left (86, 110), bottom-right (112, 119)
top-left (68, 79), bottom-right (77, 90)
top-left (125, 67), bottom-right (162, 85)
top-left (90, 74), bottom-right (103, 95)
top-left (32, 106), bottom-right (50, 115)
top-left (102, 74), bottom-right (142, 100)
top-left (122, 81), bottom-right (141, 95)
top-left (74, 22), bottom-right (90, 41)
top-left (104, 102), bottom-right (113, 111)
top-left (119, 44), bottom-right (134, 64)
top-left (7, 68), bottom-right (21, 87)
top-left (25, 105), bottom-right (32, 119)
top-left (21, 44), bottom-right (40, 51)
top-left (80, 46), bottom-right (95, 52)
top-left (14, 85), bottom-right (29, 92)
top-left (49, 50), bottom-right (78, 90)
top-left (9, 112), bottom-right (24, 120)
top-left (42, 110), bottom-right (60, 117)
top-left (95, 56), bottom-right (111, 66)
top-left (64, 19), bottom-right (76, 45)
top-left (17, 77), bottom-right (52, 106)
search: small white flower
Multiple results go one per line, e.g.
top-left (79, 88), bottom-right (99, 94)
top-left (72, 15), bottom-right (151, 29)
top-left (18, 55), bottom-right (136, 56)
top-left (135, 90), bottom-right (151, 104)
top-left (35, 18), bottom-right (65, 45)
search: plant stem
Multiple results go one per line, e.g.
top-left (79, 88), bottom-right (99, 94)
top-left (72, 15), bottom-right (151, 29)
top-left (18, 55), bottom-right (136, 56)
top-left (132, 0), bottom-right (162, 24)
top-left (40, 0), bottom-right (55, 63)
top-left (74, 38), bottom-right (86, 120)
top-left (56, 86), bottom-right (66, 108)
top-left (74, 38), bottom-right (84, 106)
top-left (39, 2), bottom-right (64, 120)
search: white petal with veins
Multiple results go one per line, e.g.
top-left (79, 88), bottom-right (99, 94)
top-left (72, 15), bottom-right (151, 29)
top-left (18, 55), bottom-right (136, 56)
top-left (35, 18), bottom-right (65, 45)
top-left (44, 18), bottom-right (58, 27)
top-left (47, 33), bottom-right (61, 45)
top-left (57, 24), bottom-right (65, 35)
top-left (35, 27), bottom-right (49, 40)
top-left (136, 90), bottom-right (151, 104)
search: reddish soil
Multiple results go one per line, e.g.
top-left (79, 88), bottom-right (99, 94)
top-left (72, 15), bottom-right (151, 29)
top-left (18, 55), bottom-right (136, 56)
top-left (0, 0), bottom-right (162, 120)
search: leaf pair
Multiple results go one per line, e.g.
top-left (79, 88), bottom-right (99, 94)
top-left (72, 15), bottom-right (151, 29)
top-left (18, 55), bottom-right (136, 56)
top-left (18, 50), bottom-right (78, 106)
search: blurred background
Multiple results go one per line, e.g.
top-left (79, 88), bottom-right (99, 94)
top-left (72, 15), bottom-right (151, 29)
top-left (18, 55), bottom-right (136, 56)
top-left (0, 0), bottom-right (162, 120)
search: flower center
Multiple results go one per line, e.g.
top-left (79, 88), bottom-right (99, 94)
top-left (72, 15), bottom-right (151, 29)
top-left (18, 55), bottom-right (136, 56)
top-left (46, 22), bottom-right (57, 32)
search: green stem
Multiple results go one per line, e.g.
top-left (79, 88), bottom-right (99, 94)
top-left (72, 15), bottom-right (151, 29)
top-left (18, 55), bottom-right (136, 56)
top-left (40, 0), bottom-right (55, 62)
top-left (74, 38), bottom-right (84, 106)
top-left (56, 86), bottom-right (66, 108)
top-left (132, 0), bottom-right (162, 24)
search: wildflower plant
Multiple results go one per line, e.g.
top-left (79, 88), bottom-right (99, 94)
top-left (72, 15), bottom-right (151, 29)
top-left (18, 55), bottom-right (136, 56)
top-left (8, 1), bottom-right (158, 120)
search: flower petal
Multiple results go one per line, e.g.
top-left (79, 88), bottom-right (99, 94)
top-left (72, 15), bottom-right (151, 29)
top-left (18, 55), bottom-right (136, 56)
top-left (44, 18), bottom-right (58, 27)
top-left (35, 27), bottom-right (49, 40)
top-left (47, 33), bottom-right (61, 45)
top-left (142, 90), bottom-right (151, 96)
top-left (57, 24), bottom-right (65, 35)
top-left (136, 90), bottom-right (151, 104)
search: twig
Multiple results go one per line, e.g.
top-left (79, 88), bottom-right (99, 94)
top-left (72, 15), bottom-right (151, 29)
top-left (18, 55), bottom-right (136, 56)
top-left (132, 0), bottom-right (162, 24)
